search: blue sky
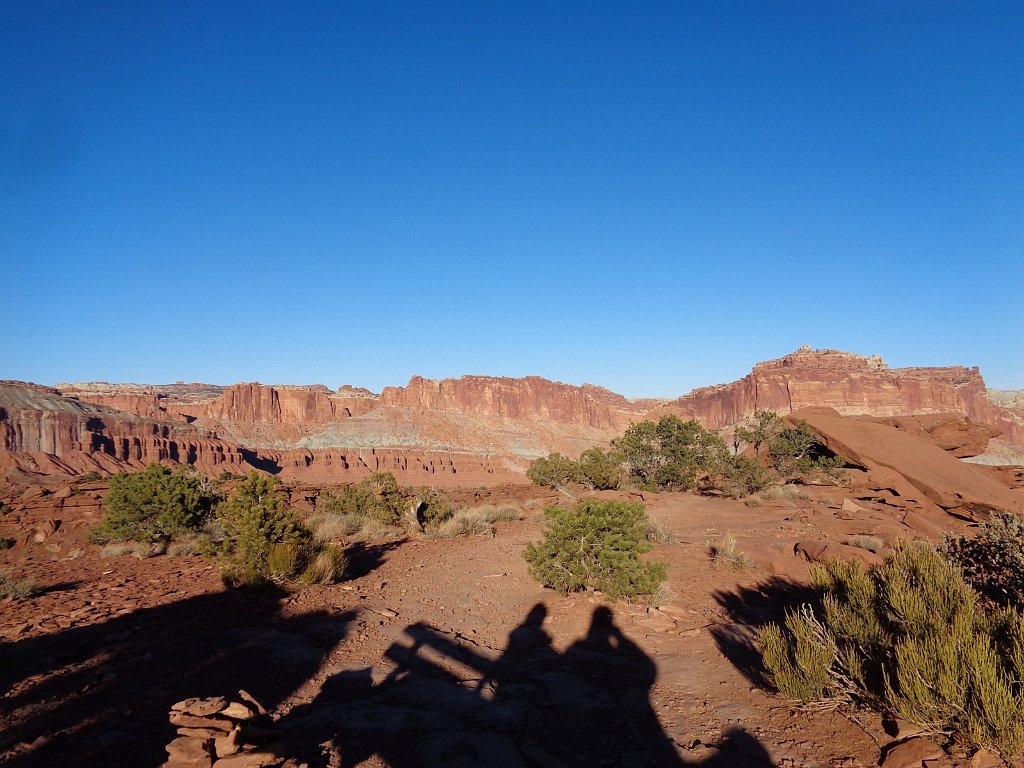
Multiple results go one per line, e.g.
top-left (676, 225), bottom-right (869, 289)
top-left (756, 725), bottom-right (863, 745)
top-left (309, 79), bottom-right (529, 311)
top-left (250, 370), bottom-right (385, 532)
top-left (2, 1), bottom-right (1021, 397)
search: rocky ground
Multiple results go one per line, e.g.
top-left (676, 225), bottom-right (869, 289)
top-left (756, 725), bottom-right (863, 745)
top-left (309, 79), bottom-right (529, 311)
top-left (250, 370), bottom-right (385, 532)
top-left (1, 477), bottom-right (1020, 768)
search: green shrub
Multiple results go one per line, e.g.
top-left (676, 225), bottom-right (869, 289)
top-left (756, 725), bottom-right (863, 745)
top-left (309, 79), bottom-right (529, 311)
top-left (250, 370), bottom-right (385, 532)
top-left (761, 544), bottom-right (1024, 757)
top-left (215, 472), bottom-right (343, 587)
top-left (318, 472), bottom-right (405, 525)
top-left (0, 537), bottom-right (14, 550)
top-left (0, 502), bottom-right (10, 516)
top-left (526, 452), bottom-right (583, 488)
top-left (81, 470), bottom-right (102, 482)
top-left (89, 463), bottom-right (220, 544)
top-left (416, 487), bottom-right (454, 525)
top-left (719, 454), bottom-right (773, 497)
top-left (578, 447), bottom-right (624, 490)
top-left (733, 410), bottom-right (783, 457)
top-left (523, 499), bottom-right (667, 599)
top-left (942, 513), bottom-right (1024, 609)
top-left (767, 421), bottom-right (846, 480)
top-left (613, 416), bottom-right (729, 491)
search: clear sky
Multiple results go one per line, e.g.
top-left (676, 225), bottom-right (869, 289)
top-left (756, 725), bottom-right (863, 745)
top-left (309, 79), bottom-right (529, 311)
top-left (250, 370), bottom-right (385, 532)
top-left (2, 1), bottom-right (1021, 398)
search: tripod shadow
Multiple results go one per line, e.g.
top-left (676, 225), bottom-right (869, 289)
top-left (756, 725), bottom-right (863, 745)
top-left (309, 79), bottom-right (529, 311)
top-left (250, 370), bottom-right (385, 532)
top-left (285, 603), bottom-right (774, 766)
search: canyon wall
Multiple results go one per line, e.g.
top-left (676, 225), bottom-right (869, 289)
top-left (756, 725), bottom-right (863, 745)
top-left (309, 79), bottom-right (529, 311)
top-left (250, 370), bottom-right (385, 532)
top-left (654, 348), bottom-right (1024, 446)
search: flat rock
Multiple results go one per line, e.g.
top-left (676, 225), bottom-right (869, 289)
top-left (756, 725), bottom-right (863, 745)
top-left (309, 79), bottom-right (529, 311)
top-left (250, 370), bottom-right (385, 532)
top-left (880, 736), bottom-right (944, 768)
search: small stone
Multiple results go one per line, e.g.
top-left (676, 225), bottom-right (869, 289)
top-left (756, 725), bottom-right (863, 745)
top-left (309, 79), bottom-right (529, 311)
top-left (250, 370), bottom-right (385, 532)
top-left (969, 748), bottom-right (1005, 768)
top-left (213, 729), bottom-right (243, 758)
top-left (237, 690), bottom-right (268, 716)
top-left (220, 702), bottom-right (256, 720)
top-left (165, 735), bottom-right (214, 763)
top-left (170, 712), bottom-right (234, 731)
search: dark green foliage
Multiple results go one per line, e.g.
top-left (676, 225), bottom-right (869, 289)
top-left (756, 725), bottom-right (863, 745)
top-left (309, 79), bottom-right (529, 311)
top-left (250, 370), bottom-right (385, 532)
top-left (0, 502), bottom-right (11, 516)
top-left (719, 455), bottom-right (773, 497)
top-left (761, 544), bottom-right (1024, 757)
top-left (0, 537), bottom-right (14, 550)
top-left (942, 513), bottom-right (1024, 608)
top-left (526, 452), bottom-right (583, 488)
top-left (318, 472), bottom-right (406, 525)
top-left (734, 410), bottom-right (782, 457)
top-left (578, 447), bottom-right (624, 490)
top-left (767, 420), bottom-right (845, 479)
top-left (613, 416), bottom-right (728, 491)
top-left (215, 471), bottom-right (344, 586)
top-left (523, 499), bottom-right (668, 599)
top-left (81, 471), bottom-right (102, 482)
top-left (416, 487), bottom-right (454, 525)
top-left (89, 463), bottom-right (219, 544)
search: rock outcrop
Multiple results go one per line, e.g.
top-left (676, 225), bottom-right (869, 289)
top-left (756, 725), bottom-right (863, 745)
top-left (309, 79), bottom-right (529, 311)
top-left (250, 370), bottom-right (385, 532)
top-left (654, 347), bottom-right (1024, 449)
top-left (379, 375), bottom-right (643, 430)
top-left (795, 408), bottom-right (1022, 520)
top-left (1, 382), bottom-right (250, 478)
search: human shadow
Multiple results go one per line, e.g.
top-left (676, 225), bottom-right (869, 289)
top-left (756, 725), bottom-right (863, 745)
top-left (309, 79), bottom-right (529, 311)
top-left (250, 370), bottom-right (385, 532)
top-left (283, 603), bottom-right (775, 767)
top-left (0, 584), bottom-right (355, 768)
top-left (711, 577), bottom-right (820, 689)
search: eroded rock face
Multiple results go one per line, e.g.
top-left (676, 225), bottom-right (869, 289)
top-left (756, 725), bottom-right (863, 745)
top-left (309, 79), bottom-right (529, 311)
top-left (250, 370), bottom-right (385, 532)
top-left (379, 375), bottom-right (643, 430)
top-left (654, 347), bottom-right (1024, 447)
top-left (0, 382), bottom-right (249, 477)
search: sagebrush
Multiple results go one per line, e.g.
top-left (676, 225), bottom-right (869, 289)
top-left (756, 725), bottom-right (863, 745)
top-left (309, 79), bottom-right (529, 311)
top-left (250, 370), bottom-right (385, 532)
top-left (761, 544), bottom-right (1024, 757)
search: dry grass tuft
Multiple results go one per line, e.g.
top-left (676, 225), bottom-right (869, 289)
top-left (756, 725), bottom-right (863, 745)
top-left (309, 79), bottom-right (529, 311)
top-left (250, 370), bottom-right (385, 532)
top-left (707, 531), bottom-right (758, 572)
top-left (0, 569), bottom-right (37, 600)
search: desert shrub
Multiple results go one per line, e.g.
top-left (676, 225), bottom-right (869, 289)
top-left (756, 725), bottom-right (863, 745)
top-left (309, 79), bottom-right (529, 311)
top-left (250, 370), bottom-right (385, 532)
top-left (848, 535), bottom-right (884, 553)
top-left (760, 484), bottom-right (810, 502)
top-left (942, 513), bottom-right (1024, 608)
top-left (89, 463), bottom-right (220, 544)
top-left (578, 447), bottom-right (624, 490)
top-left (768, 421), bottom-right (846, 480)
top-left (415, 487), bottom-right (454, 525)
top-left (761, 544), bottom-right (1024, 757)
top-left (707, 531), bottom-right (757, 571)
top-left (523, 499), bottom-right (667, 599)
top-left (0, 569), bottom-right (37, 600)
top-left (100, 541), bottom-right (155, 558)
top-left (733, 410), bottom-right (783, 457)
top-left (215, 472), bottom-right (343, 586)
top-left (429, 504), bottom-right (522, 538)
top-left (300, 544), bottom-right (349, 585)
top-left (433, 509), bottom-right (494, 538)
top-left (0, 537), bottom-right (14, 550)
top-left (613, 416), bottom-right (729, 491)
top-left (0, 502), bottom-right (11, 516)
top-left (166, 533), bottom-right (205, 557)
top-left (81, 470), bottom-right (102, 482)
top-left (719, 454), bottom-right (774, 498)
top-left (318, 472), bottom-right (405, 525)
top-left (527, 452), bottom-right (583, 488)
top-left (645, 519), bottom-right (672, 544)
top-left (306, 512), bottom-right (366, 542)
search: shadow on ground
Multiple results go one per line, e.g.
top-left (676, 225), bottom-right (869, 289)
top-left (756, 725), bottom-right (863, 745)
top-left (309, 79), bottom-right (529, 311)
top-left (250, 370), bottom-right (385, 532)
top-left (711, 577), bottom-right (820, 690)
top-left (283, 604), bottom-right (775, 767)
top-left (0, 586), bottom-right (355, 768)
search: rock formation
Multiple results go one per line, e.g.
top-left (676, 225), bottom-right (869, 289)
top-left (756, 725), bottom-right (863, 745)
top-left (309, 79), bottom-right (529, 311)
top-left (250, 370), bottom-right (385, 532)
top-left (654, 347), bottom-right (1024, 451)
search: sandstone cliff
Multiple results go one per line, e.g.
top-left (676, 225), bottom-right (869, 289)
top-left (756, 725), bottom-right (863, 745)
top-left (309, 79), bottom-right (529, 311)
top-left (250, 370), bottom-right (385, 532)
top-left (654, 347), bottom-right (1024, 448)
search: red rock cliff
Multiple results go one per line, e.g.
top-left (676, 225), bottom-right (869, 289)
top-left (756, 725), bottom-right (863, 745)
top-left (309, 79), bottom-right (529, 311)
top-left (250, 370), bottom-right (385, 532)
top-left (378, 376), bottom-right (636, 431)
top-left (654, 348), bottom-right (1024, 445)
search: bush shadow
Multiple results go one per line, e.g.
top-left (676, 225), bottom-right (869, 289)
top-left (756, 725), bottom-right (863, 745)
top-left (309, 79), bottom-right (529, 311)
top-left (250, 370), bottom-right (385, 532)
top-left (0, 585), bottom-right (355, 768)
top-left (711, 577), bottom-right (820, 689)
top-left (343, 539), bottom-right (404, 580)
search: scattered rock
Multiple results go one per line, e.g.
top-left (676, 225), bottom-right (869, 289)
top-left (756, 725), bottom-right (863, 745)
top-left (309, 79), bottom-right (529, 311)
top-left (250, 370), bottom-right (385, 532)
top-left (880, 736), bottom-right (944, 768)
